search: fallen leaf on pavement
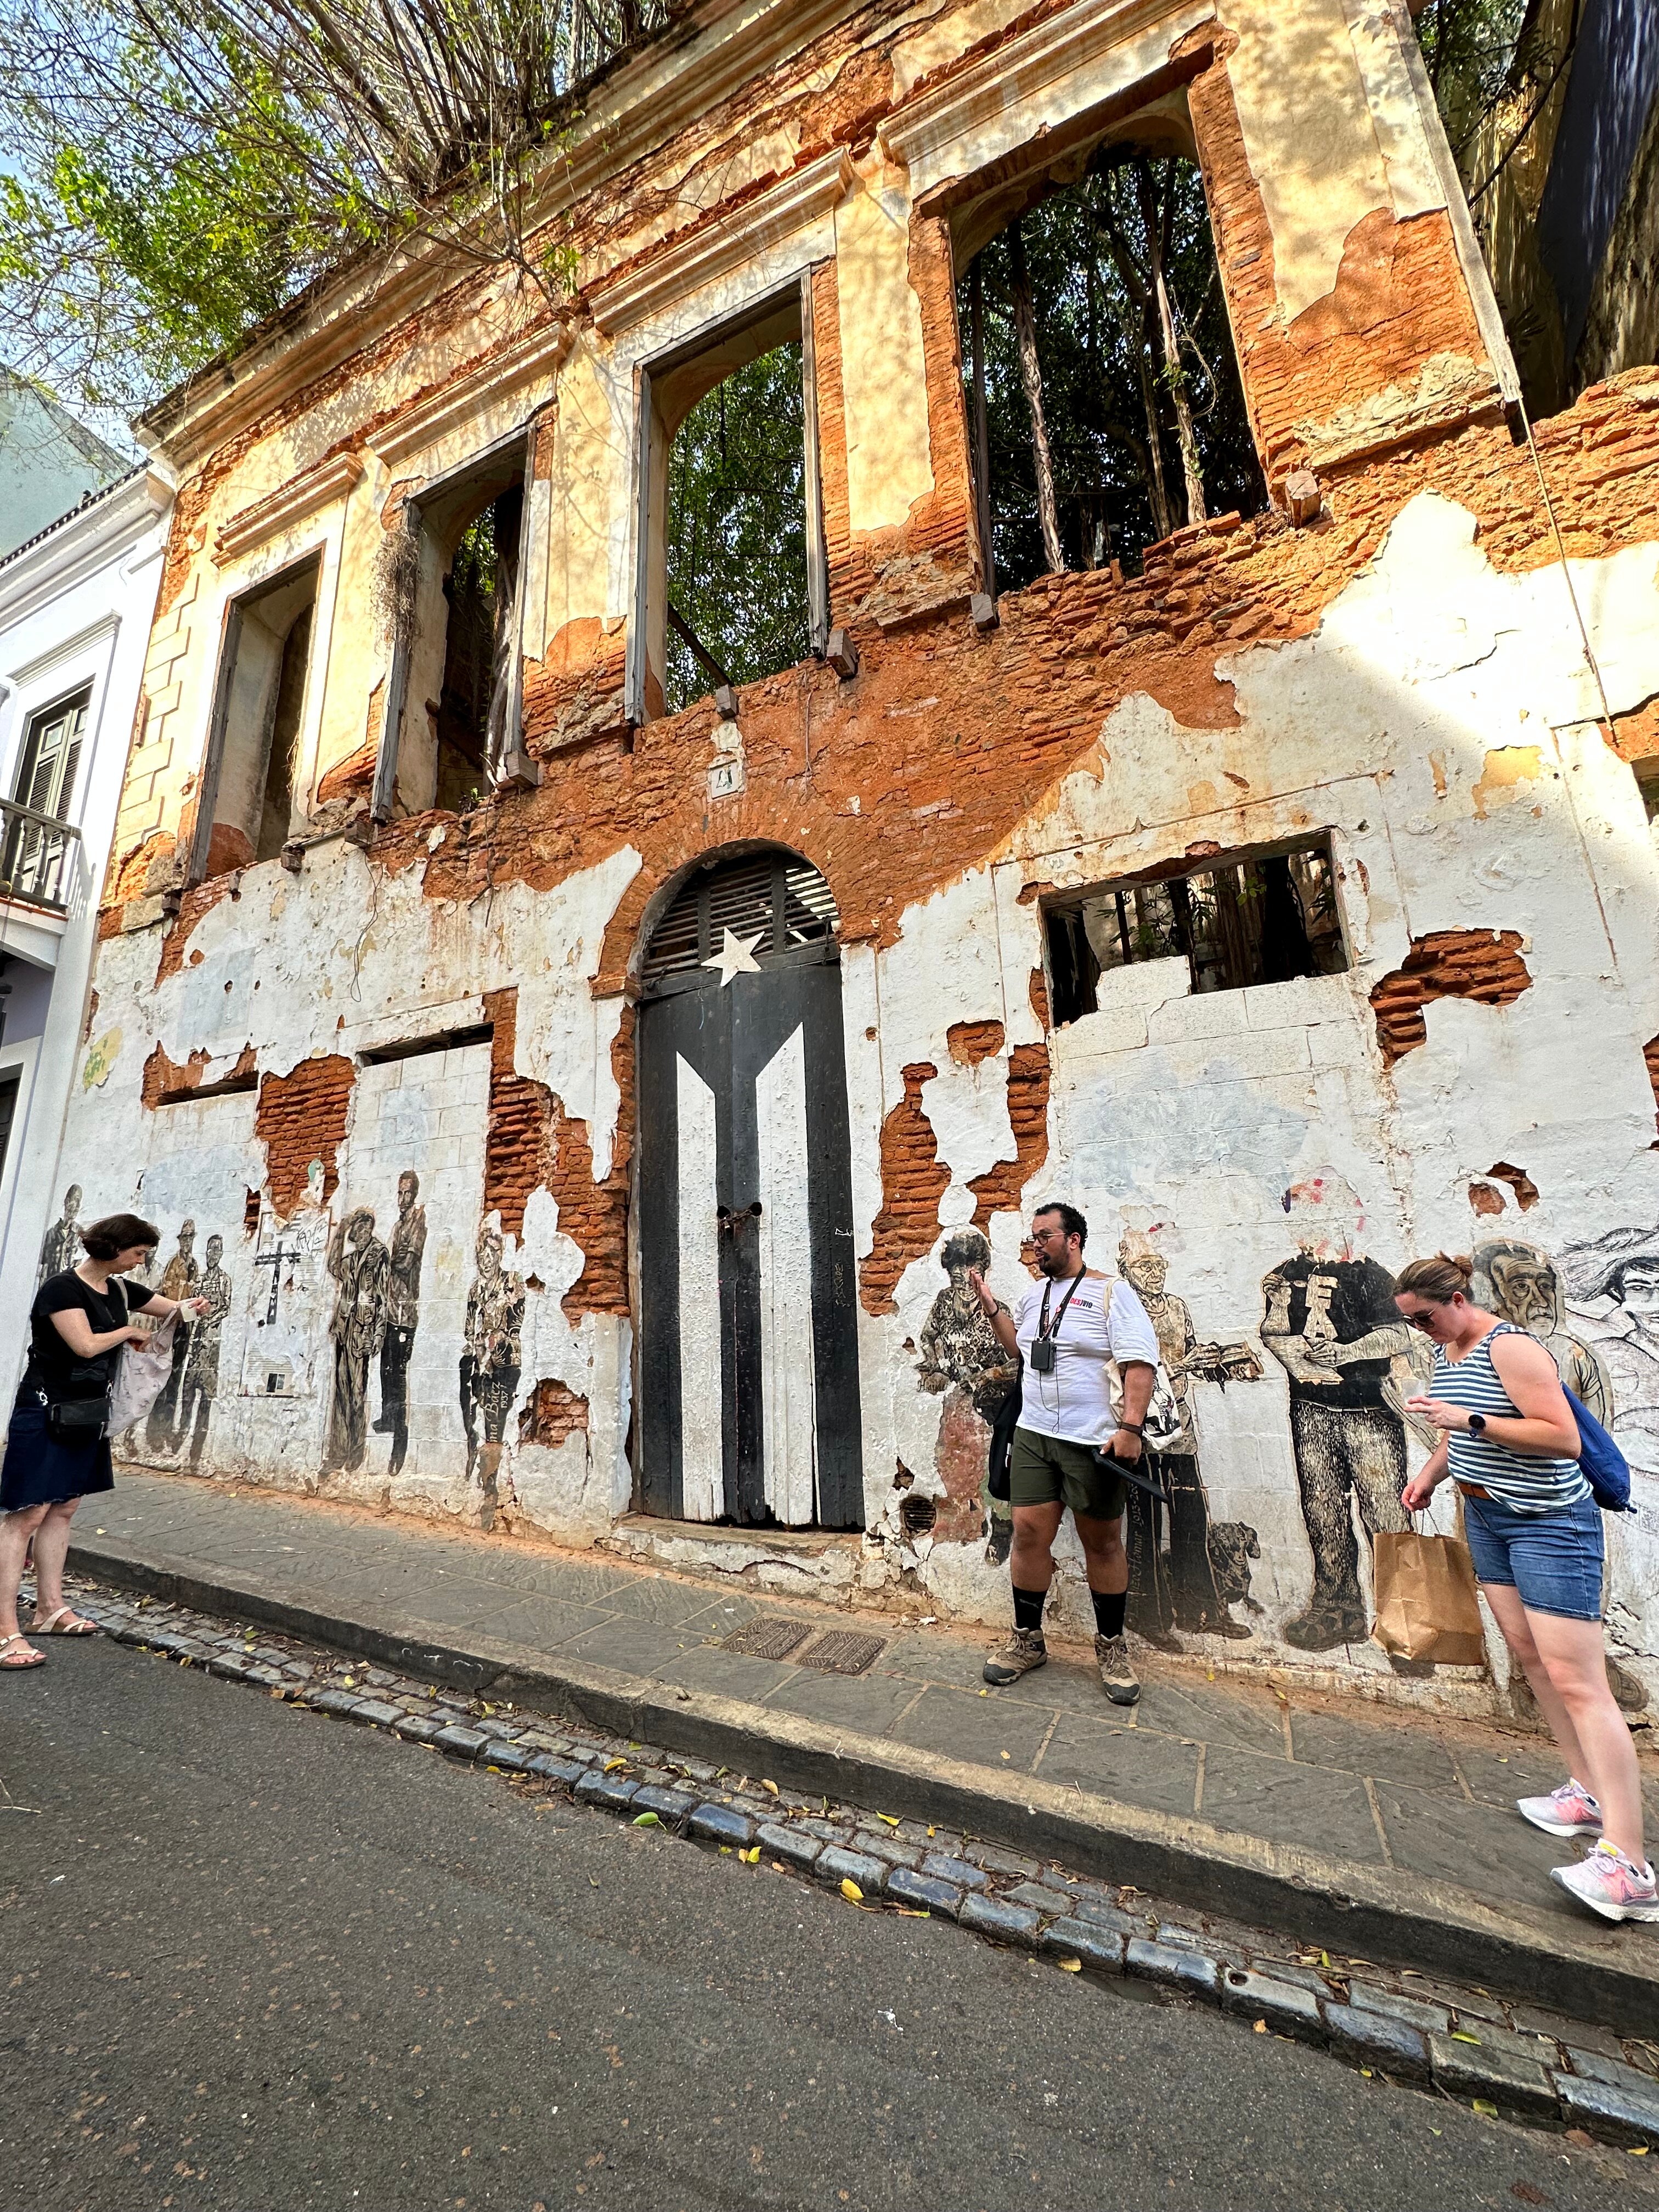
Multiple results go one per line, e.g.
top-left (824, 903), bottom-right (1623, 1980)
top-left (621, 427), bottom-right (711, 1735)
top-left (740, 1846), bottom-right (760, 1864)
top-left (876, 1814), bottom-right (899, 1827)
top-left (632, 1812), bottom-right (660, 1826)
top-left (1252, 2021), bottom-right (1266, 2034)
top-left (840, 1878), bottom-right (864, 1902)
top-left (1057, 1959), bottom-right (1081, 1973)
top-left (1450, 2032), bottom-right (1481, 2046)
top-left (603, 1758), bottom-right (628, 1773)
top-left (762, 1780), bottom-right (778, 1796)
top-left (1471, 2099), bottom-right (1498, 2118)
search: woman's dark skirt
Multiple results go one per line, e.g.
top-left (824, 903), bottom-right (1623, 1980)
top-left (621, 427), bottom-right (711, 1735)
top-left (0, 1389), bottom-right (114, 1513)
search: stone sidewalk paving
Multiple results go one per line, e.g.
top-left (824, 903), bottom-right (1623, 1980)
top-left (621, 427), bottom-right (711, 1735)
top-left (70, 1470), bottom-right (1659, 2002)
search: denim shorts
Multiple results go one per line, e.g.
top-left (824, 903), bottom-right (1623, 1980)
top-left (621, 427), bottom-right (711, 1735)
top-left (1461, 1490), bottom-right (1604, 1621)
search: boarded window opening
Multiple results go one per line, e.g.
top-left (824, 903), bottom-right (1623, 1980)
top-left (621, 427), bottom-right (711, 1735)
top-left (1045, 835), bottom-right (1346, 1024)
top-left (628, 285), bottom-right (829, 724)
top-left (196, 555), bottom-right (319, 879)
top-left (956, 139), bottom-right (1264, 590)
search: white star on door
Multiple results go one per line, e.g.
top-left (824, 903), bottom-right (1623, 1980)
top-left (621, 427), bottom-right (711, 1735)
top-left (703, 927), bottom-right (765, 986)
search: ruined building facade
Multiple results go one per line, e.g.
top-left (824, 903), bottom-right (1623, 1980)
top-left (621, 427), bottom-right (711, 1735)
top-left (62, 0), bottom-right (1659, 1715)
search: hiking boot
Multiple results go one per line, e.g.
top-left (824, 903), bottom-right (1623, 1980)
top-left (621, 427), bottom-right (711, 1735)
top-left (983, 1626), bottom-right (1047, 1685)
top-left (1095, 1632), bottom-right (1140, 1705)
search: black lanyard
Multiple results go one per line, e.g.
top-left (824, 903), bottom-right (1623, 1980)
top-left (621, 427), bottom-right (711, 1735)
top-left (1037, 1271), bottom-right (1084, 1343)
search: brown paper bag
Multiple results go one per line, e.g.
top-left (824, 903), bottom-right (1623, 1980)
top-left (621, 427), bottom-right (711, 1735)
top-left (1370, 1530), bottom-right (1486, 1666)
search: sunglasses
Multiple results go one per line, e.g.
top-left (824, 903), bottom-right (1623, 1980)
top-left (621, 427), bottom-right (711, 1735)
top-left (1400, 1309), bottom-right (1443, 1331)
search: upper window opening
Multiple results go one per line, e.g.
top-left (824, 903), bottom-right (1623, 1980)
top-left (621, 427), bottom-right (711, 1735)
top-left (1634, 757), bottom-right (1659, 824)
top-left (956, 137), bottom-right (1265, 591)
top-left (373, 437), bottom-right (528, 823)
top-left (196, 556), bottom-right (318, 880)
top-left (628, 285), bottom-right (829, 725)
top-left (1045, 834), bottom-right (1346, 1025)
top-left (3, 684), bottom-right (88, 909)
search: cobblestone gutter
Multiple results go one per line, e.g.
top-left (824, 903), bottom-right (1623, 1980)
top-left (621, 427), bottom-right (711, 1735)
top-left (60, 1573), bottom-right (1659, 2157)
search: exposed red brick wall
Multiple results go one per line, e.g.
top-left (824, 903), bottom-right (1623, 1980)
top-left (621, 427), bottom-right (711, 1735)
top-left (968, 1042), bottom-right (1052, 1233)
top-left (860, 1062), bottom-right (947, 1314)
top-left (481, 986), bottom-right (552, 1241)
top-left (517, 1376), bottom-right (591, 1447)
top-left (1487, 1160), bottom-right (1539, 1210)
top-left (1370, 930), bottom-right (1532, 1066)
top-left (550, 1005), bottom-right (635, 1321)
top-left (142, 1041), bottom-right (257, 1109)
top-left (156, 874), bottom-right (238, 984)
top-left (947, 1019), bottom-right (1004, 1066)
top-left (255, 1055), bottom-right (354, 1218)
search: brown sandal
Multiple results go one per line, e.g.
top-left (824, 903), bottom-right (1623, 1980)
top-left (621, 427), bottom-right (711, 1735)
top-left (1, 1633), bottom-right (45, 1669)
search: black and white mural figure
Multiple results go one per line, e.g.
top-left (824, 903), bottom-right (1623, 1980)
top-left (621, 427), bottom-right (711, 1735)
top-left (916, 1228), bottom-right (1018, 1551)
top-left (460, 1218), bottom-right (523, 1527)
top-left (1260, 1173), bottom-right (1411, 1651)
top-left (1560, 1227), bottom-right (1659, 1482)
top-left (635, 849), bottom-right (863, 1530)
top-left (146, 1218), bottom-right (200, 1453)
top-left (374, 1171), bottom-right (426, 1476)
top-left (324, 1207), bottom-right (390, 1474)
top-left (177, 1232), bottom-right (232, 1468)
top-left (1474, 1237), bottom-right (1612, 1420)
top-left (37, 1183), bottom-right (81, 1283)
top-left (1117, 1229), bottom-right (1263, 1646)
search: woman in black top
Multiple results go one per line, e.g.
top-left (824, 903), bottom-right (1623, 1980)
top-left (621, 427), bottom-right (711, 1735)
top-left (1, 1212), bottom-right (205, 1668)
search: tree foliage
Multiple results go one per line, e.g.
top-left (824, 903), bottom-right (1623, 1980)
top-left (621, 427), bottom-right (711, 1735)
top-left (663, 344), bottom-right (809, 714)
top-left (0, 0), bottom-right (675, 421)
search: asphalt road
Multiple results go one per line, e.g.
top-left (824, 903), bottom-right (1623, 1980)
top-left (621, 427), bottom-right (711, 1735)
top-left (2, 1636), bottom-right (1653, 2212)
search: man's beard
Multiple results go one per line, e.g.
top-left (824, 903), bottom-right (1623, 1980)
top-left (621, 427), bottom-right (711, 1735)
top-left (1037, 1249), bottom-right (1068, 1278)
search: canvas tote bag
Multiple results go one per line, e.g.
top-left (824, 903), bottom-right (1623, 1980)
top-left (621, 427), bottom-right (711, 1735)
top-left (108, 1312), bottom-right (178, 1435)
top-left (1371, 1522), bottom-right (1486, 1666)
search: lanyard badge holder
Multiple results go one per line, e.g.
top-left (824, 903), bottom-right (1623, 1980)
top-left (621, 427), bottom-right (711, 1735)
top-left (1029, 1271), bottom-right (1082, 1373)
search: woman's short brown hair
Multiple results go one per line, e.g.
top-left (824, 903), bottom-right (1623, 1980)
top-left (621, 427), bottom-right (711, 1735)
top-left (1395, 1252), bottom-right (1475, 1304)
top-left (80, 1212), bottom-right (161, 1261)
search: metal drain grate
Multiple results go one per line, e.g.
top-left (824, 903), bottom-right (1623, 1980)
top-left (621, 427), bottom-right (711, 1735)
top-left (720, 1615), bottom-right (814, 1662)
top-left (794, 1630), bottom-right (887, 1677)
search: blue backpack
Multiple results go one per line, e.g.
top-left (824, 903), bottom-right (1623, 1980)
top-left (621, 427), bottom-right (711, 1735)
top-left (1563, 1387), bottom-right (1634, 1513)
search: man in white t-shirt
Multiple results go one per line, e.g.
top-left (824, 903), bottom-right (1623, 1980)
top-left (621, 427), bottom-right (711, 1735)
top-left (970, 1201), bottom-right (1159, 1703)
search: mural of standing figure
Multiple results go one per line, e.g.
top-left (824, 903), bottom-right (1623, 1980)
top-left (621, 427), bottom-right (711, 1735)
top-left (916, 1229), bottom-right (1019, 1554)
top-left (177, 1233), bottom-right (232, 1469)
top-left (1117, 1230), bottom-right (1262, 1647)
top-left (460, 1220), bottom-right (524, 1528)
top-left (37, 1183), bottom-right (81, 1283)
top-left (1560, 1227), bottom-right (1659, 1478)
top-left (1260, 1173), bottom-right (1411, 1651)
top-left (145, 1219), bottom-right (200, 1454)
top-left (324, 1208), bottom-right (390, 1474)
top-left (373, 1171), bottom-right (427, 1476)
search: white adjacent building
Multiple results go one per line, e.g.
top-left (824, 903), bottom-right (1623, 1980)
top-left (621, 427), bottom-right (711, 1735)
top-left (0, 466), bottom-right (173, 1387)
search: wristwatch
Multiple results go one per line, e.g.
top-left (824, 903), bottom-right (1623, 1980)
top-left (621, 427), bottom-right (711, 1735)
top-left (1466, 1413), bottom-right (1487, 1437)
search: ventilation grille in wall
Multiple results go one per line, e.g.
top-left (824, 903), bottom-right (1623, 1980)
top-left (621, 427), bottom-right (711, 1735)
top-left (642, 849), bottom-right (837, 985)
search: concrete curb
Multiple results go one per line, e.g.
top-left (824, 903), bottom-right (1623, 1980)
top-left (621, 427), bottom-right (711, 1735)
top-left (70, 1534), bottom-right (1659, 2037)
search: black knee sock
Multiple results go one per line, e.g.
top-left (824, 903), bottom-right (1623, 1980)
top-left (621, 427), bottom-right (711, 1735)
top-left (1092, 1589), bottom-right (1127, 1640)
top-left (1012, 1585), bottom-right (1047, 1634)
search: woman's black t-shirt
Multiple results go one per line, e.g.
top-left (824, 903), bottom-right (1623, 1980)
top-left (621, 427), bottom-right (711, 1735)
top-left (24, 1271), bottom-right (148, 1398)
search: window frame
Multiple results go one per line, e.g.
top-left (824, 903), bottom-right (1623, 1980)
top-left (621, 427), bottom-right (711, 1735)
top-left (624, 274), bottom-right (831, 730)
top-left (10, 684), bottom-right (92, 823)
top-left (1041, 829), bottom-right (1350, 1017)
top-left (190, 548), bottom-right (323, 884)
top-left (371, 419), bottom-right (540, 825)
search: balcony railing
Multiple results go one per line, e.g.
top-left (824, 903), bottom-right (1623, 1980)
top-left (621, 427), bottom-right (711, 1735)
top-left (0, 795), bottom-right (82, 913)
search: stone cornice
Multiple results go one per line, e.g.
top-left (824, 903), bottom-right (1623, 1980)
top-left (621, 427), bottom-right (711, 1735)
top-left (136, 0), bottom-right (861, 475)
top-left (586, 148), bottom-right (856, 340)
top-left (369, 320), bottom-right (572, 472)
top-left (878, 0), bottom-right (1216, 184)
top-left (213, 452), bottom-right (365, 566)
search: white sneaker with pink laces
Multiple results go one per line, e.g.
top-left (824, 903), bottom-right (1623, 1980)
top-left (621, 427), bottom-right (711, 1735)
top-left (1550, 1842), bottom-right (1659, 1923)
top-left (1517, 1778), bottom-right (1602, 1838)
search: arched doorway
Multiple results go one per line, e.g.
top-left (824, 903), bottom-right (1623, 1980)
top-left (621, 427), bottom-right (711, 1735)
top-left (635, 847), bottom-right (863, 1528)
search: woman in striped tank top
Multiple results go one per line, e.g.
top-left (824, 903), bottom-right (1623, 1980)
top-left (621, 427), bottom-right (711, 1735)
top-left (1393, 1255), bottom-right (1654, 1925)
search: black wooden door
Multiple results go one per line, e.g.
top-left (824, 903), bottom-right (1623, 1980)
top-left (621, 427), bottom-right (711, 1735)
top-left (636, 853), bottom-right (862, 1528)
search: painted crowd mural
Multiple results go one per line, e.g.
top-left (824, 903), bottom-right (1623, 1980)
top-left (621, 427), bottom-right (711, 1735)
top-left (35, 1138), bottom-right (1657, 1707)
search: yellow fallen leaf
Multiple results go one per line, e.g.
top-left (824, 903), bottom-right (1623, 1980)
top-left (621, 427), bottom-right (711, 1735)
top-left (978, 1689), bottom-right (988, 1697)
top-left (342, 1677), bottom-right (356, 1688)
top-left (1471, 2100), bottom-right (1498, 2119)
top-left (1359, 2068), bottom-right (1373, 2079)
top-left (762, 1780), bottom-right (779, 1797)
top-left (632, 1811), bottom-right (660, 1826)
top-left (893, 1906), bottom-right (931, 1917)
top-left (1252, 2021), bottom-right (1267, 2034)
top-left (1000, 1751), bottom-right (1011, 1762)
top-left (603, 1758), bottom-right (628, 1774)
top-left (1319, 1951), bottom-right (1331, 1969)
top-left (876, 1814), bottom-right (899, 1827)
top-left (1057, 1958), bottom-right (1082, 1973)
top-left (1629, 2147), bottom-right (1649, 2157)
top-left (740, 1846), bottom-right (760, 1864)
top-left (1450, 2032), bottom-right (1481, 2046)
top-left (840, 1878), bottom-right (864, 1903)
top-left (927, 1827), bottom-right (936, 1839)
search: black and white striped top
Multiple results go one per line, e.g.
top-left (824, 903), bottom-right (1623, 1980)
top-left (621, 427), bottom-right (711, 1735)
top-left (1431, 1323), bottom-right (1588, 1514)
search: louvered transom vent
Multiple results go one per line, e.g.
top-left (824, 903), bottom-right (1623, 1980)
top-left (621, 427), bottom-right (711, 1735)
top-left (642, 850), bottom-right (838, 986)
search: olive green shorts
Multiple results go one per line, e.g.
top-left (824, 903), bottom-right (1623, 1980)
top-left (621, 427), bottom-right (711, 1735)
top-left (1008, 1427), bottom-right (1127, 1520)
